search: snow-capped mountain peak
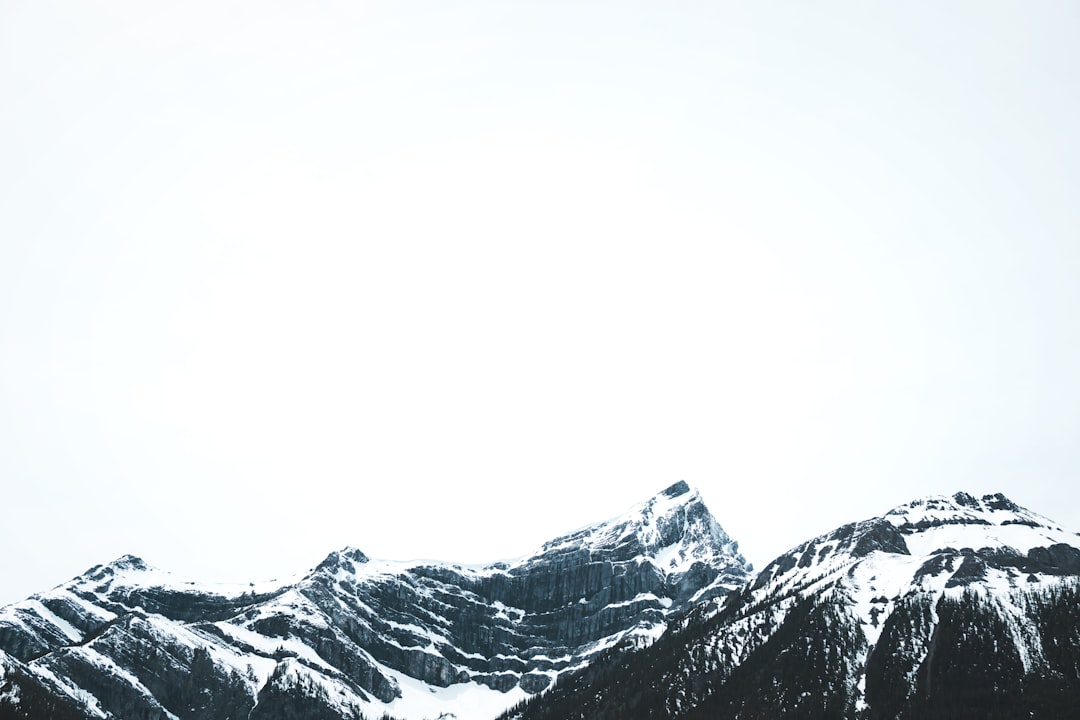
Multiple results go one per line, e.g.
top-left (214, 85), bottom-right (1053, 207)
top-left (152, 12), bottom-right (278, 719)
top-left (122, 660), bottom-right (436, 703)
top-left (531, 482), bottom-right (745, 569)
top-left (750, 492), bottom-right (1079, 598)
top-left (515, 481), bottom-right (750, 608)
top-left (886, 491), bottom-right (1057, 530)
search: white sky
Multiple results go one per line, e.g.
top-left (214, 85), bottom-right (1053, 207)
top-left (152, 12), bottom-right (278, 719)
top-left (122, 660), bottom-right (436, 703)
top-left (2, 1), bottom-right (1079, 607)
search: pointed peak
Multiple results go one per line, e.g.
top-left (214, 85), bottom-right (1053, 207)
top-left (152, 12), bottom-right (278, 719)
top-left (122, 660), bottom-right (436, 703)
top-left (71, 554), bottom-right (157, 587)
top-left (660, 480), bottom-right (692, 499)
top-left (529, 482), bottom-right (749, 587)
top-left (338, 547), bottom-right (370, 564)
top-left (641, 482), bottom-right (704, 518)
top-left (109, 554), bottom-right (151, 571)
top-left (630, 482), bottom-right (707, 529)
top-left (316, 547), bottom-right (370, 574)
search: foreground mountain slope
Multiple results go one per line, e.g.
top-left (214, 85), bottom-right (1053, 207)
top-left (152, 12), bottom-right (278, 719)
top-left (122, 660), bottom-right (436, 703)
top-left (506, 492), bottom-right (1080, 720)
top-left (0, 481), bottom-right (750, 720)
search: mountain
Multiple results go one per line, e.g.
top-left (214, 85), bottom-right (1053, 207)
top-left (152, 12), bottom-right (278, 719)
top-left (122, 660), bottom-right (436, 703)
top-left (507, 492), bottom-right (1080, 720)
top-left (0, 481), bottom-right (750, 720)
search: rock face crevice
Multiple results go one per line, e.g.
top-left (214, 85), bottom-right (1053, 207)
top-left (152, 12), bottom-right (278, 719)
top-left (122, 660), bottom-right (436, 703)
top-left (0, 483), bottom-right (750, 720)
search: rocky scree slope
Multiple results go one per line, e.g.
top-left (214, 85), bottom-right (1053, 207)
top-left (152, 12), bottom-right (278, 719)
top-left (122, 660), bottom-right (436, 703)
top-left (0, 481), bottom-right (749, 720)
top-left (506, 492), bottom-right (1080, 720)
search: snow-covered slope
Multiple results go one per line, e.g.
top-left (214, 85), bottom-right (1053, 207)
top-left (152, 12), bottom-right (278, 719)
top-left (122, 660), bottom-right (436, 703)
top-left (508, 492), bottom-right (1080, 720)
top-left (746, 491), bottom-right (1080, 638)
top-left (0, 482), bottom-right (750, 720)
top-left (711, 492), bottom-right (1080, 716)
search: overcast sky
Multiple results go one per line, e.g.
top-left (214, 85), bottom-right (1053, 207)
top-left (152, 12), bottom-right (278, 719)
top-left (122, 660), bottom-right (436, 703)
top-left (2, 1), bottom-right (1079, 607)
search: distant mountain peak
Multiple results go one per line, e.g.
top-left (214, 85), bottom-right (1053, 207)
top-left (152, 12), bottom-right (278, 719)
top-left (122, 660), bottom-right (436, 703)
top-left (749, 489), bottom-right (1080, 612)
top-left (884, 491), bottom-right (1057, 534)
top-left (898, 490), bottom-right (1022, 513)
top-left (111, 553), bottom-right (149, 570)
top-left (532, 482), bottom-right (746, 572)
top-left (74, 554), bottom-right (157, 587)
top-left (315, 546), bottom-right (371, 574)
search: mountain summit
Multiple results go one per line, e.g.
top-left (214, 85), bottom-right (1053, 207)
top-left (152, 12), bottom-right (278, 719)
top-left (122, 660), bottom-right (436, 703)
top-left (520, 481), bottom-right (749, 606)
top-left (0, 483), bottom-right (750, 720)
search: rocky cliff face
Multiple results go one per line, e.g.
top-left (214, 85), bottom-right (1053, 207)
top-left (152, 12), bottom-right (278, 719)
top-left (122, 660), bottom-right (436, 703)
top-left (0, 481), bottom-right (750, 720)
top-left (507, 492), bottom-right (1080, 720)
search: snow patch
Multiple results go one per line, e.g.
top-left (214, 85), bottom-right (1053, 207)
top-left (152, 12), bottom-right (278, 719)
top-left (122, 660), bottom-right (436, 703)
top-left (379, 666), bottom-right (530, 720)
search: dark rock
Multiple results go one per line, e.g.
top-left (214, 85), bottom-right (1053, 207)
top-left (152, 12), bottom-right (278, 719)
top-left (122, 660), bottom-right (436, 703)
top-left (952, 492), bottom-right (979, 507)
top-left (982, 493), bottom-right (1020, 512)
top-left (915, 553), bottom-right (956, 581)
top-left (476, 672), bottom-right (520, 692)
top-left (851, 520), bottom-right (910, 557)
top-left (945, 555), bottom-right (988, 587)
top-left (1024, 544), bottom-right (1080, 575)
top-left (520, 672), bottom-right (553, 694)
top-left (661, 481), bottom-right (691, 498)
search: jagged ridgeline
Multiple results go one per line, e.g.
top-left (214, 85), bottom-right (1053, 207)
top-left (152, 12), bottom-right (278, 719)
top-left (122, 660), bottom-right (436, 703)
top-left (501, 492), bottom-right (1080, 720)
top-left (5, 489), bottom-right (1080, 720)
top-left (0, 482), bottom-right (751, 720)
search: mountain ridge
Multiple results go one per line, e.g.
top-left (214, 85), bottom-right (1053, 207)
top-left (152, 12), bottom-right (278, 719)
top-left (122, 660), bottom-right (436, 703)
top-left (7, 488), bottom-right (1079, 720)
top-left (0, 481), bottom-right (750, 720)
